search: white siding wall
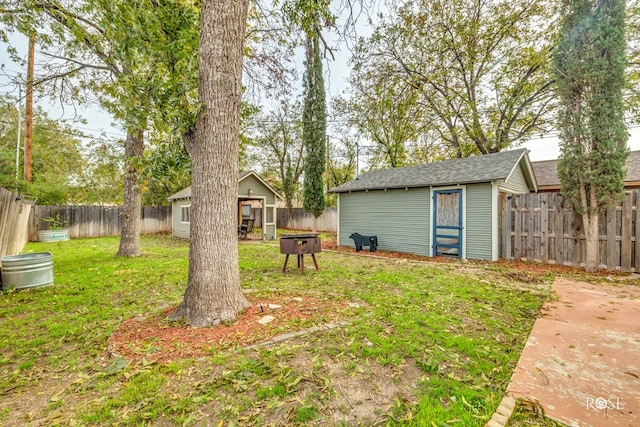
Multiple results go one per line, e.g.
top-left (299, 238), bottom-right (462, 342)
top-left (171, 200), bottom-right (190, 239)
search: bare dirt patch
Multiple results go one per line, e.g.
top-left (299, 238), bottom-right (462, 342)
top-left (319, 359), bottom-right (422, 425)
top-left (183, 341), bottom-right (423, 426)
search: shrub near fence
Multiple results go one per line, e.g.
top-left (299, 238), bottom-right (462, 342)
top-left (500, 191), bottom-right (639, 272)
top-left (30, 205), bottom-right (172, 241)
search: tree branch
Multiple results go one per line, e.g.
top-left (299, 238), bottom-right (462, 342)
top-left (34, 65), bottom-right (91, 87)
top-left (39, 51), bottom-right (113, 73)
top-left (36, 1), bottom-right (121, 77)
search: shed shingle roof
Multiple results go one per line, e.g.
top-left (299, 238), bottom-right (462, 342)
top-left (168, 171), bottom-right (280, 201)
top-left (330, 148), bottom-right (530, 193)
top-left (531, 150), bottom-right (640, 189)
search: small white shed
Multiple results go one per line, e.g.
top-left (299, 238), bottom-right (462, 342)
top-left (168, 171), bottom-right (282, 240)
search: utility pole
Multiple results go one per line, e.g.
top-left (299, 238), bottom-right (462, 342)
top-left (24, 33), bottom-right (34, 183)
top-left (15, 86), bottom-right (22, 189)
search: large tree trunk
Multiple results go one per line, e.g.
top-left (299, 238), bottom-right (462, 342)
top-left (116, 128), bottom-right (144, 257)
top-left (579, 183), bottom-right (600, 273)
top-left (170, 0), bottom-right (250, 327)
top-left (582, 212), bottom-right (599, 273)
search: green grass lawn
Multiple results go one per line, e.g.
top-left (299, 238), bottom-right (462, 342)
top-left (0, 234), bottom-right (554, 426)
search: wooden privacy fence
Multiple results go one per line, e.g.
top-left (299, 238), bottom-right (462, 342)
top-left (277, 207), bottom-right (337, 232)
top-left (247, 207), bottom-right (337, 232)
top-left (500, 191), bottom-right (639, 272)
top-left (0, 188), bottom-right (34, 260)
top-left (30, 205), bottom-right (172, 241)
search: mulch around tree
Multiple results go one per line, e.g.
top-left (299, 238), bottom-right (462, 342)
top-left (108, 296), bottom-right (347, 365)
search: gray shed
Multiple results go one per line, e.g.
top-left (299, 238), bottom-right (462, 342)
top-left (329, 148), bottom-right (537, 260)
top-left (168, 171), bottom-right (282, 240)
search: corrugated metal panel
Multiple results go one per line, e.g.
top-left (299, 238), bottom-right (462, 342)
top-left (172, 200), bottom-right (190, 239)
top-left (339, 188), bottom-right (431, 256)
top-left (238, 175), bottom-right (276, 204)
top-left (500, 164), bottom-right (529, 193)
top-left (466, 183), bottom-right (493, 260)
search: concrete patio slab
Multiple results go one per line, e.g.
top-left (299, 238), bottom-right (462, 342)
top-left (507, 278), bottom-right (640, 427)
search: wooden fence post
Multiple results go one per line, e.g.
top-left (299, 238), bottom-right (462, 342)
top-left (606, 207), bottom-right (617, 270)
top-left (570, 209), bottom-right (581, 267)
top-left (621, 192), bottom-right (633, 272)
top-left (554, 194), bottom-right (564, 265)
top-left (500, 194), bottom-right (511, 260)
top-left (635, 190), bottom-right (640, 273)
top-left (513, 195), bottom-right (521, 260)
top-left (526, 193), bottom-right (535, 261)
top-left (540, 193), bottom-right (549, 263)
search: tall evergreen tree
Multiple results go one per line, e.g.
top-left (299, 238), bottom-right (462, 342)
top-left (554, 0), bottom-right (629, 272)
top-left (283, 154), bottom-right (296, 210)
top-left (302, 33), bottom-right (327, 219)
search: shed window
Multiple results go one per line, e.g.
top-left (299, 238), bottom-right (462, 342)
top-left (242, 204), bottom-right (251, 219)
top-left (181, 205), bottom-right (190, 223)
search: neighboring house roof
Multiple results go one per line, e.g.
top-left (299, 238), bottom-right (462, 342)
top-left (530, 159), bottom-right (558, 188)
top-left (168, 171), bottom-right (283, 201)
top-left (532, 150), bottom-right (640, 190)
top-left (330, 148), bottom-right (536, 193)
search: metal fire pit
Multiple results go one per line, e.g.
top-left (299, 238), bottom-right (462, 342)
top-left (279, 234), bottom-right (321, 272)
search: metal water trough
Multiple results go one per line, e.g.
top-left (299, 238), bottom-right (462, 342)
top-left (1, 252), bottom-right (54, 290)
top-left (38, 229), bottom-right (70, 242)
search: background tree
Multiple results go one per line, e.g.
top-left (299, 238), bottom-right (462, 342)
top-left (554, 0), bottom-right (629, 273)
top-left (334, 67), bottom-right (426, 168)
top-left (140, 133), bottom-right (192, 206)
top-left (353, 0), bottom-right (556, 157)
top-left (1, 0), bottom-right (199, 256)
top-left (169, 0), bottom-right (251, 327)
top-left (325, 129), bottom-right (356, 205)
top-left (75, 138), bottom-right (124, 205)
top-left (623, 0), bottom-right (640, 120)
top-left (275, 0), bottom-right (333, 219)
top-left (302, 32), bottom-right (327, 220)
top-left (283, 154), bottom-right (296, 209)
top-left (0, 95), bottom-right (24, 189)
top-left (249, 100), bottom-right (304, 209)
top-left (0, 95), bottom-right (85, 203)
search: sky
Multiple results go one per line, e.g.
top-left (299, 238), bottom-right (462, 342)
top-left (2, 24), bottom-right (640, 164)
top-left (0, 31), bottom-right (127, 145)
